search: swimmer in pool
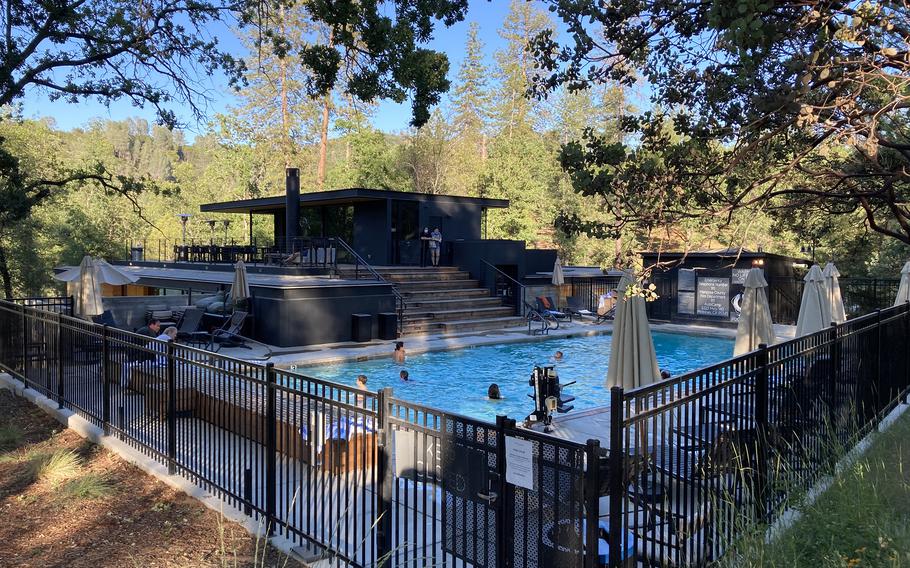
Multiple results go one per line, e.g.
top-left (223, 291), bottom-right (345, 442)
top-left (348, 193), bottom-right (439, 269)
top-left (552, 350), bottom-right (564, 362)
top-left (356, 374), bottom-right (368, 389)
top-left (487, 383), bottom-right (502, 400)
top-left (393, 341), bottom-right (406, 363)
top-left (400, 369), bottom-right (410, 381)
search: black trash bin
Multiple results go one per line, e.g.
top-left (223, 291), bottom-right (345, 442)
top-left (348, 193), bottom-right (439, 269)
top-left (378, 312), bottom-right (398, 340)
top-left (352, 313), bottom-right (372, 342)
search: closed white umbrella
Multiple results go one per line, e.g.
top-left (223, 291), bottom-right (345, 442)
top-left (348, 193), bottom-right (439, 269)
top-left (230, 260), bottom-right (250, 305)
top-left (74, 256), bottom-right (103, 317)
top-left (823, 262), bottom-right (846, 324)
top-left (796, 264), bottom-right (832, 337)
top-left (551, 256), bottom-right (565, 286)
top-left (733, 268), bottom-right (775, 356)
top-left (895, 261), bottom-right (910, 306)
top-left (606, 271), bottom-right (660, 389)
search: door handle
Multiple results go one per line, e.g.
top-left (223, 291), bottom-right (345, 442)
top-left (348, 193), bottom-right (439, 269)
top-left (477, 490), bottom-right (498, 503)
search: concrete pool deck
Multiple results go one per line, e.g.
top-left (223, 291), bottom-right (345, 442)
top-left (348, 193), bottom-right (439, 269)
top-left (223, 320), bottom-right (797, 369)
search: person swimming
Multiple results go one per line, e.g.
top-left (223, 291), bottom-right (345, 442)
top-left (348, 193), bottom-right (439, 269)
top-left (487, 383), bottom-right (502, 400)
top-left (552, 350), bottom-right (564, 362)
top-left (393, 341), bottom-right (406, 363)
top-left (356, 374), bottom-right (368, 389)
top-left (399, 369), bottom-right (410, 381)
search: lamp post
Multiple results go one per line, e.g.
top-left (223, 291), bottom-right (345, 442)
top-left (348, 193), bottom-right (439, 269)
top-left (800, 243), bottom-right (817, 263)
top-left (177, 213), bottom-right (192, 244)
top-left (221, 219), bottom-right (231, 245)
top-left (205, 219), bottom-right (217, 244)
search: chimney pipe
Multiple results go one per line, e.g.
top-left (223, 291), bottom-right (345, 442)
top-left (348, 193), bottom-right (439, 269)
top-left (285, 167), bottom-right (300, 250)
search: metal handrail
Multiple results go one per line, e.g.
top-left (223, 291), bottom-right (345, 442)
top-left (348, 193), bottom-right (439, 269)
top-left (333, 237), bottom-right (406, 337)
top-left (480, 259), bottom-right (526, 316)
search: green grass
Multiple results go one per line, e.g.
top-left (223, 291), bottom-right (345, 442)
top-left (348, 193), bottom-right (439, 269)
top-left (60, 473), bottom-right (114, 500)
top-left (26, 449), bottom-right (81, 486)
top-left (0, 425), bottom-right (23, 452)
top-left (728, 411), bottom-right (910, 567)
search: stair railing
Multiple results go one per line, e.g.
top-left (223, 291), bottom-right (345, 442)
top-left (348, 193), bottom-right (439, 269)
top-left (333, 237), bottom-right (406, 336)
top-left (480, 259), bottom-right (526, 317)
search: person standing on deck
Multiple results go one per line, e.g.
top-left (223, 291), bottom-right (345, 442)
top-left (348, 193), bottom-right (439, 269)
top-left (430, 227), bottom-right (443, 267)
top-left (419, 227), bottom-right (431, 267)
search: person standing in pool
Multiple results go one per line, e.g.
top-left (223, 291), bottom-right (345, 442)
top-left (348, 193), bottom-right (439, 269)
top-left (488, 384), bottom-right (502, 400)
top-left (552, 350), bottom-right (564, 362)
top-left (400, 369), bottom-right (410, 381)
top-left (393, 341), bottom-right (406, 363)
top-left (356, 375), bottom-right (368, 389)
top-left (429, 227), bottom-right (443, 267)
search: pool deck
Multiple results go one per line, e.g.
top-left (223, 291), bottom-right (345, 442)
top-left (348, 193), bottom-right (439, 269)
top-left (234, 320), bottom-right (797, 369)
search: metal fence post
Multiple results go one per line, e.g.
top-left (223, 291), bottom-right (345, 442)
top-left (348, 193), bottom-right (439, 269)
top-left (375, 387), bottom-right (394, 562)
top-left (584, 438), bottom-right (601, 568)
top-left (607, 386), bottom-right (624, 568)
top-left (166, 341), bottom-right (176, 474)
top-left (56, 314), bottom-right (64, 409)
top-left (875, 309), bottom-right (883, 422)
top-left (265, 362), bottom-right (277, 536)
top-left (828, 323), bottom-right (840, 442)
top-left (754, 344), bottom-right (770, 523)
top-left (101, 325), bottom-right (111, 434)
top-left (495, 415), bottom-right (514, 568)
top-left (20, 304), bottom-right (28, 388)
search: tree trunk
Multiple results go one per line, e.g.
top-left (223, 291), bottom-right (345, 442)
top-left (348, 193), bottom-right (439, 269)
top-left (316, 29), bottom-right (334, 191)
top-left (0, 243), bottom-right (14, 299)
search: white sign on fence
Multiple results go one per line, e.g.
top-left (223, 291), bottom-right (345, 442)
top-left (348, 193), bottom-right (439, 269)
top-left (505, 436), bottom-right (535, 491)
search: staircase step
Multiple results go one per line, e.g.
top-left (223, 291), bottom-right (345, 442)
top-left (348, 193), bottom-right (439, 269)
top-left (401, 288), bottom-right (490, 300)
top-left (403, 306), bottom-right (517, 323)
top-left (394, 279), bottom-right (479, 291)
top-left (405, 297), bottom-right (505, 311)
top-left (382, 271), bottom-right (472, 283)
top-left (402, 316), bottom-right (527, 335)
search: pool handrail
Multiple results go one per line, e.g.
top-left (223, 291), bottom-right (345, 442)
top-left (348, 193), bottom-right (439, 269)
top-left (480, 259), bottom-right (526, 316)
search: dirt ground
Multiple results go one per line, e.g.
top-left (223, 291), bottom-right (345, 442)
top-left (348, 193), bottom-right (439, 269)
top-left (0, 388), bottom-right (300, 568)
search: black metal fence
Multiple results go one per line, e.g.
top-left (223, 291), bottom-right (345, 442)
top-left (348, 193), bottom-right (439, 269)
top-left (10, 296), bottom-right (73, 315)
top-left (768, 277), bottom-right (900, 324)
top-left (0, 299), bottom-right (594, 567)
top-left (569, 276), bottom-right (623, 312)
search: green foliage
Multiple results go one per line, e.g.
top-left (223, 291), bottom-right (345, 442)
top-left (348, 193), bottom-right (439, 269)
top-left (60, 473), bottom-right (114, 501)
top-left (0, 425), bottom-right (23, 452)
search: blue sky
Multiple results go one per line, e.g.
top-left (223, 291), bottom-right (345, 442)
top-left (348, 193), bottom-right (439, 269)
top-left (21, 1), bottom-right (515, 139)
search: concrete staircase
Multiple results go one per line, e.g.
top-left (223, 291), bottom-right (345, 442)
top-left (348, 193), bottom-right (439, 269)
top-left (340, 266), bottom-right (525, 336)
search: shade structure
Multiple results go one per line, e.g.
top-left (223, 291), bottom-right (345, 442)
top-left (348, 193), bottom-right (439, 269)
top-left (795, 264), bottom-right (832, 337)
top-left (895, 261), bottom-right (910, 306)
top-left (54, 258), bottom-right (137, 285)
top-left (551, 256), bottom-right (565, 286)
top-left (73, 256), bottom-right (103, 317)
top-left (606, 272), bottom-right (660, 389)
top-left (823, 262), bottom-right (846, 324)
top-left (733, 268), bottom-right (775, 356)
top-left (230, 260), bottom-right (250, 304)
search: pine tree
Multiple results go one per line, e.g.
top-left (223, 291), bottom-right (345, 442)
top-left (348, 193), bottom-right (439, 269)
top-left (451, 23), bottom-right (490, 139)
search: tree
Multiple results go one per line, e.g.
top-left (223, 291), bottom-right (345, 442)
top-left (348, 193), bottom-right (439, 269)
top-left (530, 0), bottom-right (910, 246)
top-left (451, 22), bottom-right (490, 139)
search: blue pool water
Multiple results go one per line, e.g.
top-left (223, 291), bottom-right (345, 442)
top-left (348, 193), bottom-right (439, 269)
top-left (304, 332), bottom-right (732, 421)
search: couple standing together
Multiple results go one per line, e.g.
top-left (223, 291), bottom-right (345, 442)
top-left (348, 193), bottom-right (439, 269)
top-left (420, 227), bottom-right (443, 267)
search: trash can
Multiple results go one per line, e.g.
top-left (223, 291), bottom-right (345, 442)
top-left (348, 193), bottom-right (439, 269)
top-left (130, 245), bottom-right (144, 262)
top-left (351, 313), bottom-right (372, 343)
top-left (378, 312), bottom-right (398, 340)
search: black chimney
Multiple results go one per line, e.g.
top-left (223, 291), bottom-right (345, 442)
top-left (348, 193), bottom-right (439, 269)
top-left (285, 167), bottom-right (300, 250)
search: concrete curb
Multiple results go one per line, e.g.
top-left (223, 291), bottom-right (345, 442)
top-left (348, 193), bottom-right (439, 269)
top-left (0, 373), bottom-right (302, 564)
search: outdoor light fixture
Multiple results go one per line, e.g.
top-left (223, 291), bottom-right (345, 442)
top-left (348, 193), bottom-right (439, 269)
top-left (221, 219), bottom-right (230, 244)
top-left (752, 258), bottom-right (765, 267)
top-left (177, 213), bottom-right (192, 244)
top-left (205, 219), bottom-right (217, 244)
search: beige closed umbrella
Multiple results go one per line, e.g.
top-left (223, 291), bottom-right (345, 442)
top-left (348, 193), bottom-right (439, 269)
top-left (74, 256), bottom-right (103, 317)
top-left (606, 271), bottom-right (660, 389)
top-left (229, 260), bottom-right (250, 307)
top-left (796, 264), bottom-right (832, 337)
top-left (733, 268), bottom-right (775, 355)
top-left (894, 261), bottom-right (910, 306)
top-left (823, 262), bottom-right (846, 324)
top-left (55, 258), bottom-right (137, 286)
top-left (551, 256), bottom-right (565, 308)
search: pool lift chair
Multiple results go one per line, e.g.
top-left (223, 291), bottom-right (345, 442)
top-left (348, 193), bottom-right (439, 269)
top-left (525, 365), bottom-right (576, 432)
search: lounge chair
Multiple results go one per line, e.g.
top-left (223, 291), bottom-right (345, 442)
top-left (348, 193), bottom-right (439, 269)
top-left (175, 308), bottom-right (204, 340)
top-left (595, 293), bottom-right (617, 323)
top-left (92, 309), bottom-right (120, 328)
top-left (565, 296), bottom-right (597, 320)
top-left (188, 310), bottom-right (250, 351)
top-left (279, 251), bottom-right (301, 266)
top-left (536, 296), bottom-right (572, 322)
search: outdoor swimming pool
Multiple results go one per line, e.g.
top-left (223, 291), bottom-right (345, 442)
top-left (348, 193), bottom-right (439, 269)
top-left (304, 331), bottom-right (733, 421)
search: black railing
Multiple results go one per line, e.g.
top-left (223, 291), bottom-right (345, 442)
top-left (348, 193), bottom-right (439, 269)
top-left (570, 276), bottom-right (623, 312)
top-left (4, 297), bottom-right (909, 567)
top-left (768, 277), bottom-right (900, 324)
top-left (481, 259), bottom-right (526, 316)
top-left (10, 296), bottom-right (73, 315)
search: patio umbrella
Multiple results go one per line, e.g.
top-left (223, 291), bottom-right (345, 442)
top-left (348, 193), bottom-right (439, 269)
top-left (54, 257), bottom-right (137, 285)
top-left (823, 262), bottom-right (847, 324)
top-left (733, 268), bottom-right (775, 356)
top-left (73, 256), bottom-right (103, 317)
top-left (229, 260), bottom-right (250, 305)
top-left (606, 271), bottom-right (660, 389)
top-left (795, 264), bottom-right (832, 337)
top-left (894, 261), bottom-right (910, 306)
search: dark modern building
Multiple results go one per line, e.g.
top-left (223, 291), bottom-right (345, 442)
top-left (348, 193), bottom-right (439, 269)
top-left (640, 249), bottom-right (810, 325)
top-left (199, 171), bottom-right (509, 266)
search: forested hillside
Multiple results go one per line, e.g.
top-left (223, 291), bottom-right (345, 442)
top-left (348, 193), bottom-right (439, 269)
top-left (2, 0), bottom-right (907, 297)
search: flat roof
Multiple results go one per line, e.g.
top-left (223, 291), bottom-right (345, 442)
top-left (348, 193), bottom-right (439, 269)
top-left (201, 187), bottom-right (509, 214)
top-left (639, 249), bottom-right (810, 263)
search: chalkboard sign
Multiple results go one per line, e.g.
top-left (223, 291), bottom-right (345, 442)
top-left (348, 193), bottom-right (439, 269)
top-left (732, 268), bottom-right (755, 286)
top-left (678, 268), bottom-right (696, 291)
top-left (678, 291), bottom-right (695, 315)
top-left (696, 277), bottom-right (730, 317)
